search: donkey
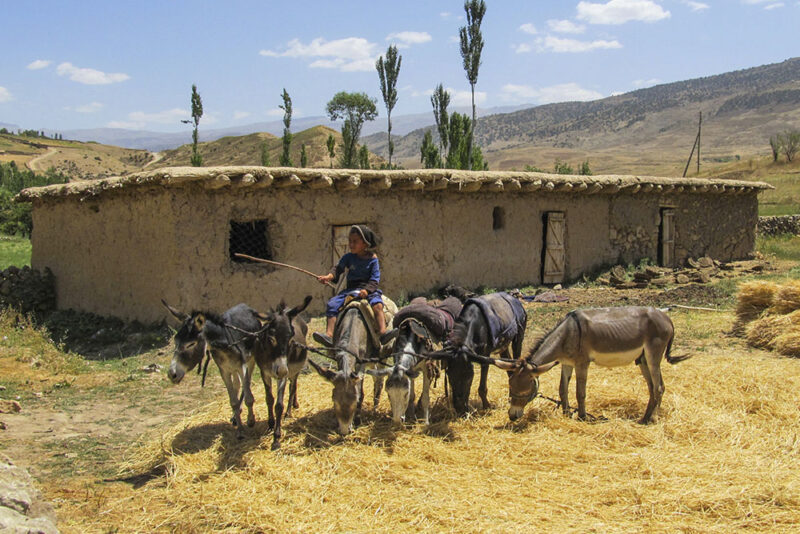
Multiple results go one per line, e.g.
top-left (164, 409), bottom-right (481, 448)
top-left (252, 296), bottom-right (311, 450)
top-left (308, 304), bottom-right (386, 435)
top-left (483, 306), bottom-right (690, 424)
top-left (370, 296), bottom-right (463, 424)
top-left (429, 292), bottom-right (527, 416)
top-left (163, 301), bottom-right (262, 438)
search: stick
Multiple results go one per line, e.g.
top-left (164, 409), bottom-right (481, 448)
top-left (234, 253), bottom-right (336, 289)
top-left (668, 304), bottom-right (727, 312)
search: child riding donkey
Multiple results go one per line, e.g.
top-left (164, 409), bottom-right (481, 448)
top-left (314, 224), bottom-right (392, 347)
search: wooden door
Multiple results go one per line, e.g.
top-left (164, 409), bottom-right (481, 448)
top-left (660, 209), bottom-right (675, 268)
top-left (542, 212), bottom-right (565, 284)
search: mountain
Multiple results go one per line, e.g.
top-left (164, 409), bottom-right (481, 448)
top-left (54, 105), bottom-right (532, 152)
top-left (372, 57), bottom-right (800, 175)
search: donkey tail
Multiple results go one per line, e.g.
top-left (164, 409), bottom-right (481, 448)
top-left (664, 334), bottom-right (692, 364)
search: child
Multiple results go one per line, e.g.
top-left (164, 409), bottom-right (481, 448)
top-left (313, 225), bottom-right (389, 346)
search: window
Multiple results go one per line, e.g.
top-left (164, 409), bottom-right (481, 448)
top-left (229, 219), bottom-right (272, 263)
top-left (492, 206), bottom-right (505, 230)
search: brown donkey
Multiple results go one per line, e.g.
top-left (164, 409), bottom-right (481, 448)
top-left (484, 306), bottom-right (690, 424)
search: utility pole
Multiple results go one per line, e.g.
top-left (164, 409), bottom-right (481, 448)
top-left (683, 111), bottom-right (702, 177)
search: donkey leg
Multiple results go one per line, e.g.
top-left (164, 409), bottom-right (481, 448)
top-left (419, 371), bottom-right (431, 425)
top-left (264, 379), bottom-right (276, 431)
top-left (637, 357), bottom-right (657, 424)
top-left (559, 364), bottom-right (573, 416)
top-left (478, 364), bottom-right (490, 410)
top-left (286, 376), bottom-right (298, 418)
top-left (574, 364), bottom-right (589, 421)
top-left (221, 372), bottom-right (245, 438)
top-left (243, 363), bottom-right (256, 428)
top-left (405, 377), bottom-right (417, 423)
top-left (354, 379), bottom-right (365, 427)
top-left (641, 344), bottom-right (666, 424)
top-left (373, 374), bottom-right (384, 410)
top-left (291, 376), bottom-right (300, 410)
top-left (272, 377), bottom-right (287, 450)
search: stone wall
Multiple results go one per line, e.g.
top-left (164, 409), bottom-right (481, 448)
top-left (0, 455), bottom-right (58, 534)
top-left (757, 215), bottom-right (800, 236)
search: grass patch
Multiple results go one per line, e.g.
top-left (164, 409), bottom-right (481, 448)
top-left (756, 234), bottom-right (800, 262)
top-left (0, 234), bottom-right (31, 268)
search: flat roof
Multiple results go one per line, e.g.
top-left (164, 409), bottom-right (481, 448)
top-left (17, 166), bottom-right (773, 202)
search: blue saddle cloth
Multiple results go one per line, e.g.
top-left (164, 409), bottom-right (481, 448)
top-left (464, 292), bottom-right (527, 351)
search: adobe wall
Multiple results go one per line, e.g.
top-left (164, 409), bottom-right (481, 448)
top-left (30, 182), bottom-right (759, 322)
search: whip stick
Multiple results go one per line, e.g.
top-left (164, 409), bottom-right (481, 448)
top-left (233, 253), bottom-right (337, 289)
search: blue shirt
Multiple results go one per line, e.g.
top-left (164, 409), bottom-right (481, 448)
top-left (331, 253), bottom-right (381, 293)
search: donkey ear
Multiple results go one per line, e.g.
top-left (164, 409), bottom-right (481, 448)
top-left (162, 299), bottom-right (189, 322)
top-left (307, 358), bottom-right (337, 382)
top-left (193, 314), bottom-right (206, 332)
top-left (288, 295), bottom-right (313, 318)
top-left (529, 361), bottom-right (559, 375)
top-left (491, 359), bottom-right (520, 371)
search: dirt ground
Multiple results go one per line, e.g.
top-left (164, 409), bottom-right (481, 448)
top-left (0, 265), bottom-right (797, 532)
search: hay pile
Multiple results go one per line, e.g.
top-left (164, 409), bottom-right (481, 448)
top-left (52, 309), bottom-right (800, 533)
top-left (738, 280), bottom-right (800, 356)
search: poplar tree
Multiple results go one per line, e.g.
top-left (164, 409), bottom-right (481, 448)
top-left (376, 45), bottom-right (401, 168)
top-left (431, 84), bottom-right (450, 165)
top-left (326, 134), bottom-right (336, 168)
top-left (279, 89), bottom-right (293, 167)
top-left (326, 91), bottom-right (377, 169)
top-left (459, 0), bottom-right (486, 169)
top-left (300, 144), bottom-right (308, 168)
top-left (189, 84), bottom-right (203, 167)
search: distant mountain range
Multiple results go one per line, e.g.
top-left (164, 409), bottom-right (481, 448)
top-left (41, 105), bottom-right (531, 152)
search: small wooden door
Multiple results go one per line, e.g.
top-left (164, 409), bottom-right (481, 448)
top-left (660, 209), bottom-right (675, 268)
top-left (542, 212), bottom-right (566, 284)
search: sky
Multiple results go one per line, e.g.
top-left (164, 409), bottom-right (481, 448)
top-left (2, 0), bottom-right (799, 133)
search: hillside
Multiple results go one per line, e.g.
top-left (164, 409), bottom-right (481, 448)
top-left (151, 125), bottom-right (384, 169)
top-left (0, 132), bottom-right (152, 179)
top-left (371, 57), bottom-right (800, 175)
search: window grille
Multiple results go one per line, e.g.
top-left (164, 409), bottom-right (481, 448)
top-left (229, 219), bottom-right (272, 263)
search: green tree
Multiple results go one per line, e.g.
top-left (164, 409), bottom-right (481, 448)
top-left (420, 130), bottom-right (441, 169)
top-left (554, 159), bottom-right (573, 174)
top-left (261, 141), bottom-right (271, 166)
top-left (279, 88), bottom-right (293, 167)
top-left (300, 144), bottom-right (308, 168)
top-left (188, 84), bottom-right (203, 167)
top-left (782, 130), bottom-right (800, 162)
top-left (578, 160), bottom-right (592, 176)
top-left (431, 84), bottom-right (451, 165)
top-left (326, 134), bottom-right (336, 168)
top-left (446, 112), bottom-right (486, 170)
top-left (770, 135), bottom-right (782, 162)
top-left (376, 45), bottom-right (401, 168)
top-left (326, 91), bottom-right (378, 169)
top-left (358, 145), bottom-right (370, 169)
top-left (459, 0), bottom-right (486, 170)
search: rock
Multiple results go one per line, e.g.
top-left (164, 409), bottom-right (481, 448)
top-left (611, 265), bottom-right (626, 280)
top-left (553, 284), bottom-right (562, 290)
top-left (142, 363), bottom-right (162, 373)
top-left (0, 400), bottom-right (21, 414)
top-left (650, 277), bottom-right (670, 287)
top-left (0, 455), bottom-right (58, 534)
top-left (675, 274), bottom-right (690, 284)
top-left (615, 282), bottom-right (637, 290)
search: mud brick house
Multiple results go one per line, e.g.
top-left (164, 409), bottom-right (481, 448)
top-left (17, 166), bottom-right (770, 322)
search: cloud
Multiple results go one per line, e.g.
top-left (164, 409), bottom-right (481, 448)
top-left (440, 11), bottom-right (451, 18)
top-left (539, 35), bottom-right (622, 52)
top-left (519, 23), bottom-right (538, 35)
top-left (266, 108), bottom-right (284, 118)
top-left (547, 19), bottom-right (586, 33)
top-left (0, 87), bottom-right (12, 103)
top-left (514, 43), bottom-right (533, 53)
top-left (27, 59), bottom-right (52, 70)
top-left (75, 102), bottom-right (104, 113)
top-left (56, 62), bottom-right (130, 85)
top-left (577, 0), bottom-right (671, 24)
top-left (448, 88), bottom-right (487, 107)
top-left (682, 1), bottom-right (710, 11)
top-left (632, 78), bottom-right (661, 88)
top-left (501, 82), bottom-right (604, 104)
top-left (107, 108), bottom-right (189, 129)
top-left (386, 31), bottom-right (432, 48)
top-left (233, 111), bottom-right (251, 120)
top-left (764, 2), bottom-right (784, 8)
top-left (260, 37), bottom-right (378, 72)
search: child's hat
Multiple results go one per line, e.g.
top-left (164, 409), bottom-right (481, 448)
top-left (350, 224), bottom-right (378, 248)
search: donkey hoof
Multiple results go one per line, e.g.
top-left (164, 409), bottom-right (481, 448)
top-left (247, 417), bottom-right (256, 428)
top-left (271, 439), bottom-right (281, 451)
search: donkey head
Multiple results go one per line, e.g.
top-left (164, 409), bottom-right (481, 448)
top-left (308, 358), bottom-right (363, 435)
top-left (256, 296), bottom-right (311, 379)
top-left (162, 300), bottom-right (206, 384)
top-left (487, 357), bottom-right (559, 420)
top-left (381, 324), bottom-right (422, 423)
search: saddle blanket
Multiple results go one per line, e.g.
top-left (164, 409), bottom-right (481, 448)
top-left (464, 292), bottom-right (527, 351)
